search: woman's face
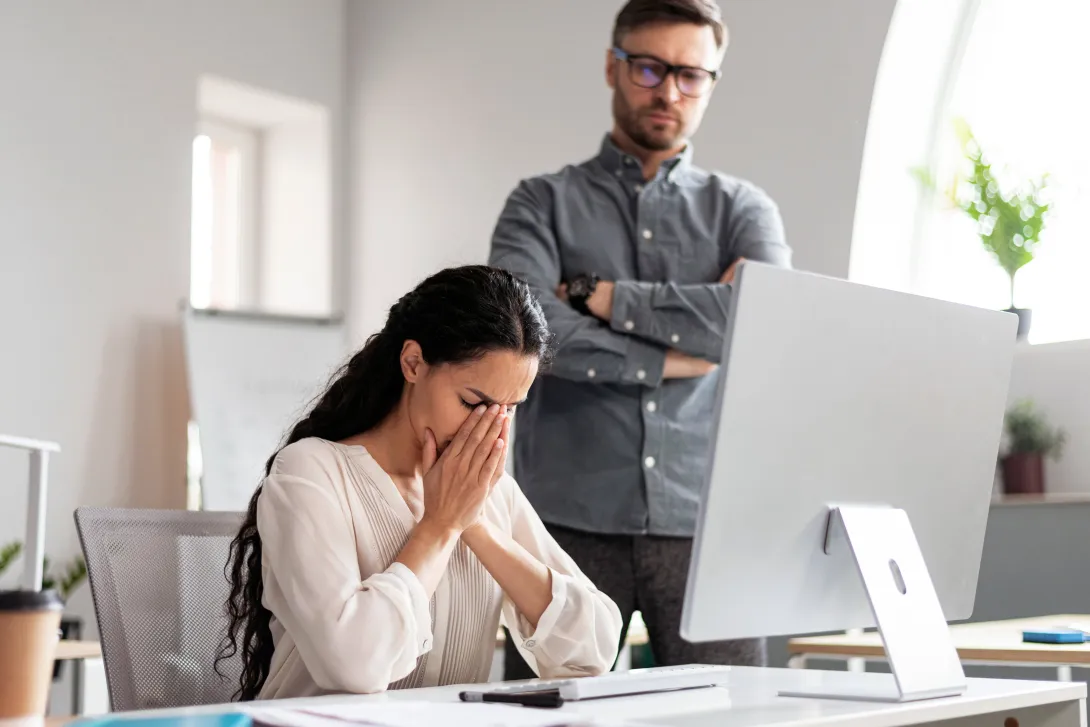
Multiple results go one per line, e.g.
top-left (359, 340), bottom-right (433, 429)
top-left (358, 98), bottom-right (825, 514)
top-left (400, 343), bottom-right (539, 455)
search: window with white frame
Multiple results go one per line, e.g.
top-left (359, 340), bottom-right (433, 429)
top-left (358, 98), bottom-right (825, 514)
top-left (190, 75), bottom-right (333, 317)
top-left (851, 0), bottom-right (1089, 345)
top-left (915, 0), bottom-right (1090, 344)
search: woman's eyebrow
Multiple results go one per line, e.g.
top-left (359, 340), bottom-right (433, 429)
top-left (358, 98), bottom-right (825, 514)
top-left (467, 387), bottom-right (527, 407)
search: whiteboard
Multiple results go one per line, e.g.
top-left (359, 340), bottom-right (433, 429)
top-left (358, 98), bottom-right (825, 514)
top-left (183, 309), bottom-right (347, 511)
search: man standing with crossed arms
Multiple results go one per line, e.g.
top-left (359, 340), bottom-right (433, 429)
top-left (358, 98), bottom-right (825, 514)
top-left (489, 0), bottom-right (792, 678)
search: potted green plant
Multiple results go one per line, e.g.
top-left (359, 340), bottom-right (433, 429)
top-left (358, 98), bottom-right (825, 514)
top-left (0, 541), bottom-right (87, 601)
top-left (1000, 400), bottom-right (1066, 495)
top-left (916, 120), bottom-right (1051, 339)
top-left (0, 541), bottom-right (22, 580)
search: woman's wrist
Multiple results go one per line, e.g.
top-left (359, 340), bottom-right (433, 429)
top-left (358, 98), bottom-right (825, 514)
top-left (460, 519), bottom-right (493, 548)
top-left (415, 515), bottom-right (463, 544)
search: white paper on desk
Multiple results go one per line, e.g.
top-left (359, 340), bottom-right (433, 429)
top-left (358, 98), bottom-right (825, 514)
top-left (246, 701), bottom-right (613, 727)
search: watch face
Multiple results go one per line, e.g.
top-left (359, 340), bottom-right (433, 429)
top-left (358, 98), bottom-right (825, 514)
top-left (569, 277), bottom-right (590, 299)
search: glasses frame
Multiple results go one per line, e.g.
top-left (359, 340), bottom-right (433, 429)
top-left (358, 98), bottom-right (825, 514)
top-left (611, 47), bottom-right (721, 98)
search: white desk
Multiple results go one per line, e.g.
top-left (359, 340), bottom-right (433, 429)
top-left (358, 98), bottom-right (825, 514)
top-left (78, 667), bottom-right (1087, 727)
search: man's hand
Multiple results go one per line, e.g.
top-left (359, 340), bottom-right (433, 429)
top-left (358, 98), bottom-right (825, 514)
top-left (720, 257), bottom-right (747, 284)
top-left (663, 350), bottom-right (717, 379)
top-left (556, 280), bottom-right (615, 322)
top-left (586, 281), bottom-right (614, 321)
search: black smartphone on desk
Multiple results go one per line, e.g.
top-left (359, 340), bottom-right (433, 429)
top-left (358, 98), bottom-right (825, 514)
top-left (459, 687), bottom-right (564, 708)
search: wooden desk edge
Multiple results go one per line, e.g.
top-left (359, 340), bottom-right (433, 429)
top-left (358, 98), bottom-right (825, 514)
top-left (787, 640), bottom-right (1090, 665)
top-left (55, 640), bottom-right (102, 661)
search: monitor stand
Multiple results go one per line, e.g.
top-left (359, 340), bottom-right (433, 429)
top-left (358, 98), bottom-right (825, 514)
top-left (779, 505), bottom-right (968, 703)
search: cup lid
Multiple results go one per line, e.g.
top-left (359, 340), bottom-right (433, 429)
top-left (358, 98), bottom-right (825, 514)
top-left (0, 589), bottom-right (64, 611)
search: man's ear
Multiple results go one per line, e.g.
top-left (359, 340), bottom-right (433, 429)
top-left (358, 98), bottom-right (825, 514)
top-left (605, 48), bottom-right (618, 90)
top-left (400, 340), bottom-right (427, 383)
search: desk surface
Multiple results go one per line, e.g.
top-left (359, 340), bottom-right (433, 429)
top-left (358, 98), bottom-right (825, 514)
top-left (74, 667), bottom-right (1086, 727)
top-left (788, 615), bottom-right (1090, 664)
top-left (55, 640), bottom-right (102, 661)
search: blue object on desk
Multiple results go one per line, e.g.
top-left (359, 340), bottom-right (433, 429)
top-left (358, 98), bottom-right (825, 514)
top-left (1022, 628), bottom-right (1089, 644)
top-left (78, 713), bottom-right (251, 727)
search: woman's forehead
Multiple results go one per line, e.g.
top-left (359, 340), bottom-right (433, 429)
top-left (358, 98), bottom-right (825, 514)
top-left (446, 352), bottom-right (538, 399)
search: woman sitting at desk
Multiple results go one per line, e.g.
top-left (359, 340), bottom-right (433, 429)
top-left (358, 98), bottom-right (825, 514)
top-left (218, 266), bottom-right (622, 700)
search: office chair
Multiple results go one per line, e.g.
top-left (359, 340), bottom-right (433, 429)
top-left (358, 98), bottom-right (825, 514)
top-left (75, 507), bottom-right (245, 711)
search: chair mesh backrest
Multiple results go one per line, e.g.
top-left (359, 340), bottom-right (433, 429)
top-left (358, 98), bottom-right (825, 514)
top-left (74, 507), bottom-right (245, 711)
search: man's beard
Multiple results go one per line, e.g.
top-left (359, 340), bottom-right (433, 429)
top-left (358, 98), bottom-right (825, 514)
top-left (614, 91), bottom-right (685, 152)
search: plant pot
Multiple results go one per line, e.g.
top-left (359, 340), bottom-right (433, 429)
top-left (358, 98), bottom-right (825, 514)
top-left (1005, 307), bottom-right (1032, 340)
top-left (1001, 451), bottom-right (1045, 494)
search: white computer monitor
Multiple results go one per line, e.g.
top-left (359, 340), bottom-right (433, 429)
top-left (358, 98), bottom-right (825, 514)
top-left (681, 263), bottom-right (1017, 702)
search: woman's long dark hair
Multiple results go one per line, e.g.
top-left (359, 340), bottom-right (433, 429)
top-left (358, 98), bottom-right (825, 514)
top-left (216, 265), bottom-right (551, 701)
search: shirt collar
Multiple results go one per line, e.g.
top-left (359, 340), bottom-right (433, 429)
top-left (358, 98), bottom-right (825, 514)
top-left (597, 133), bottom-right (693, 181)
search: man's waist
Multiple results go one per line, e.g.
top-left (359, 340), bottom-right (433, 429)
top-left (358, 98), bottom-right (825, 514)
top-left (515, 469), bottom-right (700, 538)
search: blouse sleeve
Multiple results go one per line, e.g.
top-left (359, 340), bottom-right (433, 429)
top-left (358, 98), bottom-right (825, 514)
top-left (498, 477), bottom-right (623, 678)
top-left (256, 441), bottom-right (433, 694)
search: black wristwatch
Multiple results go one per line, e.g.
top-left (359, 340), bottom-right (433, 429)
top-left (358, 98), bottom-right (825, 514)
top-left (567, 273), bottom-right (600, 315)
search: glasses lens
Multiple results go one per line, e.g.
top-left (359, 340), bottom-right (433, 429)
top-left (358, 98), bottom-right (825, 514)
top-left (676, 68), bottom-right (713, 97)
top-left (629, 59), bottom-right (666, 89)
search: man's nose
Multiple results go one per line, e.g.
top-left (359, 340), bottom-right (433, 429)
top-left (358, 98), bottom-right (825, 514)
top-left (654, 73), bottom-right (682, 104)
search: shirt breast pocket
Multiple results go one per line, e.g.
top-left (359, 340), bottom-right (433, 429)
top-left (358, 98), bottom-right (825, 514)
top-left (651, 192), bottom-right (723, 282)
top-left (655, 230), bottom-right (722, 283)
top-left (557, 212), bottom-right (635, 281)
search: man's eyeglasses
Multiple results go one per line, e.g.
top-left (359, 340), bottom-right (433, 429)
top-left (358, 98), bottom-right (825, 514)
top-left (612, 47), bottom-right (720, 98)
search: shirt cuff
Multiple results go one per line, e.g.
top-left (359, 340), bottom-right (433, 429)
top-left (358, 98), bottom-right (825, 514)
top-left (620, 336), bottom-right (665, 387)
top-left (611, 283), bottom-right (667, 386)
top-left (513, 568), bottom-right (569, 651)
top-left (611, 280), bottom-right (653, 340)
top-left (386, 562), bottom-right (434, 656)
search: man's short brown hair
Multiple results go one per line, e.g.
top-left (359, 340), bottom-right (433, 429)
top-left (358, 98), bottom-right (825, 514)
top-left (612, 0), bottom-right (728, 50)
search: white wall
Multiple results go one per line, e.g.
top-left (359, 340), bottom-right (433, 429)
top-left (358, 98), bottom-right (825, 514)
top-left (707, 0), bottom-right (897, 277)
top-left (347, 0), bottom-right (897, 341)
top-left (0, 0), bottom-right (344, 627)
top-left (347, 1), bottom-right (613, 340)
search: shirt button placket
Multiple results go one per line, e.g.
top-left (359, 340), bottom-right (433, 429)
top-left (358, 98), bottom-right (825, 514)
top-left (635, 166), bottom-right (660, 533)
top-left (635, 183), bottom-right (655, 282)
